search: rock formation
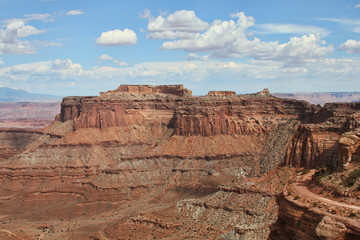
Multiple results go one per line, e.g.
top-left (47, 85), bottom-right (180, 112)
top-left (339, 128), bottom-right (360, 169)
top-left (0, 84), bottom-right (359, 239)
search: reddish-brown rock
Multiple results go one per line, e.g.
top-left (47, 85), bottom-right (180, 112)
top-left (0, 85), bottom-right (360, 239)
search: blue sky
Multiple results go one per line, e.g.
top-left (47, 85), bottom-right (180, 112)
top-left (0, 0), bottom-right (360, 96)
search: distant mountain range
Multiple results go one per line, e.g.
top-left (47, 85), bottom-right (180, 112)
top-left (273, 92), bottom-right (360, 105)
top-left (0, 87), bottom-right (62, 102)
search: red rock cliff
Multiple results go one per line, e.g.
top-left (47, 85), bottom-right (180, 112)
top-left (284, 102), bottom-right (360, 168)
top-left (60, 86), bottom-right (311, 136)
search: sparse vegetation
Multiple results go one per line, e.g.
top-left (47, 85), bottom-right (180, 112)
top-left (302, 169), bottom-right (310, 175)
top-left (314, 165), bottom-right (335, 183)
top-left (294, 196), bottom-right (300, 200)
top-left (347, 169), bottom-right (360, 187)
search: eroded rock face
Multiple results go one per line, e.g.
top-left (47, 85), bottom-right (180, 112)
top-left (271, 194), bottom-right (360, 240)
top-left (315, 216), bottom-right (347, 240)
top-left (285, 102), bottom-right (360, 169)
top-left (0, 85), bottom-right (360, 239)
top-left (339, 128), bottom-right (360, 169)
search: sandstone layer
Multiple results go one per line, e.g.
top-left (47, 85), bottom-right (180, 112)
top-left (0, 85), bottom-right (359, 239)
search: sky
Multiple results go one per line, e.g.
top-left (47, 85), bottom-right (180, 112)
top-left (0, 0), bottom-right (360, 96)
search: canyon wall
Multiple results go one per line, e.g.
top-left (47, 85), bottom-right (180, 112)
top-left (0, 85), bottom-right (359, 239)
top-left (284, 102), bottom-right (360, 169)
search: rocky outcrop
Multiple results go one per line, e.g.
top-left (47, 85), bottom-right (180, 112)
top-left (207, 90), bottom-right (236, 97)
top-left (339, 128), bottom-right (360, 169)
top-left (270, 194), bottom-right (360, 240)
top-left (104, 84), bottom-right (192, 97)
top-left (315, 216), bottom-right (347, 240)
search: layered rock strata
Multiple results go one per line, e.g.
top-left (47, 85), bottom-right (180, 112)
top-left (0, 85), bottom-right (359, 239)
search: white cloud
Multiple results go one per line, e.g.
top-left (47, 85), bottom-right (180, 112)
top-left (161, 12), bottom-right (254, 51)
top-left (33, 40), bottom-right (63, 48)
top-left (0, 59), bottom-right (83, 95)
top-left (1, 57), bottom-right (360, 96)
top-left (317, 17), bottom-right (360, 33)
top-left (0, 12), bottom-right (62, 54)
top-left (187, 53), bottom-right (211, 61)
top-left (0, 58), bottom-right (3, 65)
top-left (1, 20), bottom-right (45, 43)
top-left (113, 59), bottom-right (128, 66)
top-left (0, 11), bottom-right (82, 55)
top-left (144, 9), bottom-right (209, 39)
top-left (139, 8), bottom-right (152, 19)
top-left (98, 54), bottom-right (114, 61)
top-left (97, 54), bottom-right (128, 66)
top-left (339, 39), bottom-right (360, 53)
top-left (66, 10), bottom-right (85, 16)
top-left (161, 12), bottom-right (333, 66)
top-left (0, 20), bottom-right (46, 54)
top-left (51, 59), bottom-right (82, 72)
top-left (96, 29), bottom-right (137, 46)
top-left (24, 13), bottom-right (55, 22)
top-left (254, 23), bottom-right (330, 37)
top-left (355, 3), bottom-right (360, 8)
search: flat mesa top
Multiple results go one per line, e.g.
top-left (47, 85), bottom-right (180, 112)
top-left (96, 84), bottom-right (271, 99)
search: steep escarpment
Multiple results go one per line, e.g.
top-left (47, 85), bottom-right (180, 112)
top-left (284, 102), bottom-right (360, 169)
top-left (0, 85), bottom-right (359, 239)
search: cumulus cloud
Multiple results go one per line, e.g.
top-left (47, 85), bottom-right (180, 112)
top-left (98, 54), bottom-right (114, 61)
top-left (66, 10), bottom-right (85, 16)
top-left (355, 3), bottom-right (360, 8)
top-left (0, 19), bottom-right (46, 54)
top-left (0, 20), bottom-right (45, 44)
top-left (96, 29), bottom-right (137, 46)
top-left (0, 58), bottom-right (3, 65)
top-left (254, 23), bottom-right (330, 37)
top-left (339, 39), bottom-right (360, 53)
top-left (51, 59), bottom-right (82, 72)
top-left (0, 12), bottom-right (63, 54)
top-left (143, 9), bottom-right (209, 39)
top-left (161, 12), bottom-right (333, 66)
top-left (161, 12), bottom-right (254, 52)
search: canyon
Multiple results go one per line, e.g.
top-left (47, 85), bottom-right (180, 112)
top-left (0, 102), bottom-right (61, 129)
top-left (0, 85), bottom-right (359, 239)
